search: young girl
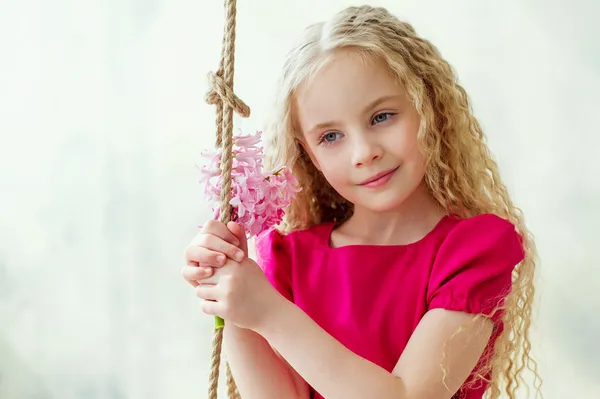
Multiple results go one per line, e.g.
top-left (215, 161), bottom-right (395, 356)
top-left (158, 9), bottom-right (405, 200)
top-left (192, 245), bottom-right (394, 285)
top-left (182, 5), bottom-right (540, 399)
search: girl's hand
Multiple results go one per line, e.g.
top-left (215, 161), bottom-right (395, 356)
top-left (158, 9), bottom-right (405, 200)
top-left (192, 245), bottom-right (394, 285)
top-left (183, 220), bottom-right (282, 331)
top-left (181, 220), bottom-right (245, 287)
top-left (197, 256), bottom-right (280, 331)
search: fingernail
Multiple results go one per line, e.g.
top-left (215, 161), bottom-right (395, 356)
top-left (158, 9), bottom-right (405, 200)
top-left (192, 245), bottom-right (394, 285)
top-left (235, 250), bottom-right (244, 262)
top-left (217, 255), bottom-right (225, 264)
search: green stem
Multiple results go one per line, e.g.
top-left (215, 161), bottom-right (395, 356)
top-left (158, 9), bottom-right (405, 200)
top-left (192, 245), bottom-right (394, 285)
top-left (215, 316), bottom-right (225, 329)
top-left (272, 166), bottom-right (285, 175)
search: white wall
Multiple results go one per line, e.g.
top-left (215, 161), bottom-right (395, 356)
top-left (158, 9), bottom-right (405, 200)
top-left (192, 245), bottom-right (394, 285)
top-left (0, 0), bottom-right (598, 398)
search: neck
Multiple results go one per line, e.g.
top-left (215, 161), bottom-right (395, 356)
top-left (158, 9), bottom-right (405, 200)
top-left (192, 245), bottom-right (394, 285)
top-left (340, 182), bottom-right (447, 246)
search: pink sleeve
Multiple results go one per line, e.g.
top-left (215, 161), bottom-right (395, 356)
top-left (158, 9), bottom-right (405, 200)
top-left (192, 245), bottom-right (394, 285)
top-left (427, 214), bottom-right (525, 320)
top-left (254, 228), bottom-right (294, 302)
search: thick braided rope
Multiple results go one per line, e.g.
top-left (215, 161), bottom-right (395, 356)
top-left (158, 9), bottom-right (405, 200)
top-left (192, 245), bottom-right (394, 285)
top-left (226, 362), bottom-right (240, 398)
top-left (204, 0), bottom-right (248, 398)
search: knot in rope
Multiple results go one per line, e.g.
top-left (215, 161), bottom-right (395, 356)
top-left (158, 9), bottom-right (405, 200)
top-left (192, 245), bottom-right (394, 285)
top-left (205, 71), bottom-right (250, 118)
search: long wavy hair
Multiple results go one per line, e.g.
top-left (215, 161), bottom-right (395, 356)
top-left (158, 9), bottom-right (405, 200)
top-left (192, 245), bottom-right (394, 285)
top-left (261, 5), bottom-right (541, 398)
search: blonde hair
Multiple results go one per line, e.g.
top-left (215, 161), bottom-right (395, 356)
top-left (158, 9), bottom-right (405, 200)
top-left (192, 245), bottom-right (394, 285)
top-left (262, 5), bottom-right (541, 398)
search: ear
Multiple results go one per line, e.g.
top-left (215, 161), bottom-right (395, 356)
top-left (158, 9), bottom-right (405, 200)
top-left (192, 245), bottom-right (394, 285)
top-left (298, 139), bottom-right (321, 171)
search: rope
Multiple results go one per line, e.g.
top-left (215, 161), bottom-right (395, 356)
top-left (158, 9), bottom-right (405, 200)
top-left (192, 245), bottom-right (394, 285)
top-left (204, 0), bottom-right (249, 398)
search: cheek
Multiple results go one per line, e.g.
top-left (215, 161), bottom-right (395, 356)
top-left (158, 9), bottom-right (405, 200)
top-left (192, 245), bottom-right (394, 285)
top-left (311, 146), bottom-right (342, 173)
top-left (403, 137), bottom-right (427, 179)
top-left (312, 153), bottom-right (351, 191)
top-left (394, 122), bottom-right (422, 161)
top-left (319, 162), bottom-right (346, 184)
top-left (406, 137), bottom-right (424, 164)
top-left (403, 137), bottom-right (425, 167)
top-left (387, 124), bottom-right (426, 176)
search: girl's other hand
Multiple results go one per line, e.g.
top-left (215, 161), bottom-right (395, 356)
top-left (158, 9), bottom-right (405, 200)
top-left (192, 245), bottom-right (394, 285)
top-left (181, 220), bottom-right (245, 287)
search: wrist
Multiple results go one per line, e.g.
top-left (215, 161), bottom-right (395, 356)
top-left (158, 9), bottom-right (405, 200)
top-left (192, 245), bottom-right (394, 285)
top-left (224, 322), bottom-right (263, 347)
top-left (253, 291), bottom-right (293, 338)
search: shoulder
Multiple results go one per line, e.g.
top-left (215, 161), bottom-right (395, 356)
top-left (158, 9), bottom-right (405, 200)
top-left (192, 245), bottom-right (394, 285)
top-left (440, 213), bottom-right (524, 261)
top-left (427, 213), bottom-right (525, 317)
top-left (449, 212), bottom-right (519, 233)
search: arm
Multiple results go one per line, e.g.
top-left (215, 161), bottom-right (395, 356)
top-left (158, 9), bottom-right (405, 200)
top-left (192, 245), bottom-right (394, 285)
top-left (223, 233), bottom-right (309, 398)
top-left (223, 324), bottom-right (310, 399)
top-left (182, 221), bottom-right (310, 399)
top-left (256, 296), bottom-right (493, 399)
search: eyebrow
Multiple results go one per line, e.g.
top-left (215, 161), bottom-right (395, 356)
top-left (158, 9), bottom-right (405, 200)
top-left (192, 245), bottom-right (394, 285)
top-left (305, 94), bottom-right (403, 135)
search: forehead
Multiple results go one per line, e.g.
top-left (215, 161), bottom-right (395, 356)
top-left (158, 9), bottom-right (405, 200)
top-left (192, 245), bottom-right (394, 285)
top-left (294, 51), bottom-right (405, 130)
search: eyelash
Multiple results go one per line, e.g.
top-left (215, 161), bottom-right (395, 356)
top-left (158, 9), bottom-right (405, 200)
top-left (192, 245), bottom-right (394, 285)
top-left (317, 112), bottom-right (396, 146)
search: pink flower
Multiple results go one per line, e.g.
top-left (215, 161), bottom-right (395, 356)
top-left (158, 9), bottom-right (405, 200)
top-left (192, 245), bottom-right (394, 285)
top-left (234, 130), bottom-right (262, 148)
top-left (198, 130), bottom-right (301, 238)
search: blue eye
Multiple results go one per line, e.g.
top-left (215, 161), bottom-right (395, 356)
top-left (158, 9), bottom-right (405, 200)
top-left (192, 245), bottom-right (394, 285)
top-left (372, 112), bottom-right (393, 125)
top-left (320, 131), bottom-right (342, 145)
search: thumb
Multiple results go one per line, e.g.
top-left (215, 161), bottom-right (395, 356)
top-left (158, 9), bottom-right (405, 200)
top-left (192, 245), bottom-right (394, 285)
top-left (227, 221), bottom-right (248, 255)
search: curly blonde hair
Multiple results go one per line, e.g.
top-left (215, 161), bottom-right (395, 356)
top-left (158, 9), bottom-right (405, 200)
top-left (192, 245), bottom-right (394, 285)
top-left (262, 5), bottom-right (541, 398)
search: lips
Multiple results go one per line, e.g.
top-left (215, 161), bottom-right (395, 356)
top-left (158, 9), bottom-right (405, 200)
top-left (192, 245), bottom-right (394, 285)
top-left (359, 167), bottom-right (399, 186)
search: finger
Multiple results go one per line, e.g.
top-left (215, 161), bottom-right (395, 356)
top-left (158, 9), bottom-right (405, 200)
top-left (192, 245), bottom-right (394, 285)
top-left (181, 265), bottom-right (213, 285)
top-left (182, 265), bottom-right (198, 287)
top-left (197, 262), bottom-right (232, 285)
top-left (198, 219), bottom-right (240, 247)
top-left (195, 284), bottom-right (219, 301)
top-left (227, 222), bottom-right (248, 255)
top-left (184, 245), bottom-right (227, 267)
top-left (200, 299), bottom-right (222, 317)
top-left (194, 233), bottom-right (245, 262)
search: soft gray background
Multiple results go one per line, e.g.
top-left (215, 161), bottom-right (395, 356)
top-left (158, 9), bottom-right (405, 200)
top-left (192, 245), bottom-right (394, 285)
top-left (1, 0), bottom-right (598, 398)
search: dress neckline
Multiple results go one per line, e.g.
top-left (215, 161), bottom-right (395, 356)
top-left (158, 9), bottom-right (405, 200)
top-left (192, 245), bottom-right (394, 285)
top-left (320, 214), bottom-right (454, 250)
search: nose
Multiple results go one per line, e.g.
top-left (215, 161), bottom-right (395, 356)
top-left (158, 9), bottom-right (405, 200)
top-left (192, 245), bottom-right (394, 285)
top-left (351, 133), bottom-right (382, 167)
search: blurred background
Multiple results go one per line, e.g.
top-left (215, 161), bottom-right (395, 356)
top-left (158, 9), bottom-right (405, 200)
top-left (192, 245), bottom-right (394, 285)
top-left (0, 0), bottom-right (598, 398)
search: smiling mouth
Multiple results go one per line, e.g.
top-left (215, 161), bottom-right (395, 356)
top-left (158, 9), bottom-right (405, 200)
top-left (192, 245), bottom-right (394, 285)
top-left (359, 167), bottom-right (399, 187)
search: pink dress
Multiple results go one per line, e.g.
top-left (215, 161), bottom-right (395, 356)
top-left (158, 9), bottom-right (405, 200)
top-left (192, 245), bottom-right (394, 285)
top-left (255, 214), bottom-right (525, 399)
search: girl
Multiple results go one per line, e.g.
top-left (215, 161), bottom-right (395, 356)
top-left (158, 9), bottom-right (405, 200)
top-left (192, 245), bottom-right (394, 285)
top-left (182, 5), bottom-right (540, 399)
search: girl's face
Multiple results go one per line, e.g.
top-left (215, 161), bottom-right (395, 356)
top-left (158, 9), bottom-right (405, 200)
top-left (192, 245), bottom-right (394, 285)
top-left (295, 51), bottom-right (427, 213)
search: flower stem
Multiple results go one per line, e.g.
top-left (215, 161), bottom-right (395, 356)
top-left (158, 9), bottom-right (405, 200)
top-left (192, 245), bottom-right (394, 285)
top-left (215, 316), bottom-right (225, 329)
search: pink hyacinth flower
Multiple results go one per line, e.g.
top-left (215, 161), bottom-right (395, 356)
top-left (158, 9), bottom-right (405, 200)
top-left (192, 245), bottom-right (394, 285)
top-left (198, 130), bottom-right (301, 238)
